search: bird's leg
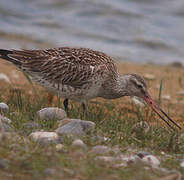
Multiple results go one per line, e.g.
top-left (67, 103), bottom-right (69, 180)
top-left (82, 101), bottom-right (86, 111)
top-left (63, 98), bottom-right (69, 111)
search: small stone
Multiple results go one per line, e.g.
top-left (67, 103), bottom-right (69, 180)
top-left (0, 73), bottom-right (11, 84)
top-left (0, 115), bottom-right (11, 124)
top-left (72, 139), bottom-right (86, 149)
top-left (0, 102), bottom-right (9, 112)
top-left (131, 97), bottom-right (145, 107)
top-left (56, 144), bottom-right (65, 152)
top-left (132, 121), bottom-right (150, 133)
top-left (95, 156), bottom-right (114, 163)
top-left (180, 161), bottom-right (184, 168)
top-left (22, 122), bottom-right (40, 129)
top-left (56, 119), bottom-right (95, 137)
top-left (137, 151), bottom-right (151, 159)
top-left (43, 168), bottom-right (56, 176)
top-left (91, 145), bottom-right (111, 155)
top-left (162, 95), bottom-right (171, 101)
top-left (142, 155), bottom-right (160, 167)
top-left (143, 73), bottom-right (156, 80)
top-left (37, 107), bottom-right (67, 121)
top-left (30, 131), bottom-right (58, 143)
top-left (176, 90), bottom-right (184, 96)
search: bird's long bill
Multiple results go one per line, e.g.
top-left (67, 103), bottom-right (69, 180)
top-left (143, 92), bottom-right (181, 130)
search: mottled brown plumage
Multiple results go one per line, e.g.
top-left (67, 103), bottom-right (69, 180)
top-left (0, 47), bottom-right (181, 130)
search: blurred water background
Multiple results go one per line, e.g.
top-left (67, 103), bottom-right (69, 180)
top-left (0, 0), bottom-right (184, 64)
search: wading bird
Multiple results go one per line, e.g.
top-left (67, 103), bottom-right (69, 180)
top-left (0, 47), bottom-right (181, 130)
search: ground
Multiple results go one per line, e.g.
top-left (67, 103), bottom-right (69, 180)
top-left (0, 59), bottom-right (183, 180)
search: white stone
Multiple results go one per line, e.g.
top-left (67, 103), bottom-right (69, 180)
top-left (56, 144), bottom-right (64, 152)
top-left (180, 161), bottom-right (184, 168)
top-left (131, 97), bottom-right (145, 107)
top-left (30, 131), bottom-right (58, 142)
top-left (0, 73), bottom-right (11, 83)
top-left (0, 102), bottom-right (9, 112)
top-left (142, 155), bottom-right (160, 167)
top-left (72, 139), bottom-right (86, 149)
top-left (37, 107), bottom-right (67, 121)
top-left (143, 73), bottom-right (156, 80)
top-left (162, 95), bottom-right (171, 101)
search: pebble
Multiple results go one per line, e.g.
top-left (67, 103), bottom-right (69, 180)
top-left (142, 155), bottom-right (160, 167)
top-left (30, 131), bottom-right (59, 144)
top-left (22, 122), bottom-right (40, 129)
top-left (176, 90), bottom-right (184, 96)
top-left (0, 73), bottom-right (11, 84)
top-left (95, 156), bottom-right (114, 163)
top-left (180, 161), bottom-right (184, 168)
top-left (162, 95), bottom-right (171, 101)
top-left (131, 97), bottom-right (145, 107)
top-left (119, 155), bottom-right (141, 165)
top-left (143, 73), bottom-right (156, 80)
top-left (0, 102), bottom-right (9, 112)
top-left (91, 135), bottom-right (110, 143)
top-left (0, 115), bottom-right (11, 124)
top-left (56, 119), bottom-right (95, 137)
top-left (56, 144), bottom-right (65, 152)
top-left (72, 139), bottom-right (86, 149)
top-left (132, 121), bottom-right (150, 133)
top-left (37, 107), bottom-right (67, 121)
top-left (91, 145), bottom-right (111, 155)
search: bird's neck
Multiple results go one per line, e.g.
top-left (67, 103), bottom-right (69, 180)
top-left (100, 74), bottom-right (129, 99)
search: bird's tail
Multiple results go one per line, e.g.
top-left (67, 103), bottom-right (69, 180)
top-left (0, 49), bottom-right (21, 66)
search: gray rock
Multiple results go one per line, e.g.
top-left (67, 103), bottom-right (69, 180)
top-left (37, 107), bottom-right (67, 121)
top-left (56, 119), bottom-right (95, 137)
top-left (0, 102), bottom-right (9, 112)
top-left (22, 122), bottom-right (40, 129)
top-left (91, 145), bottom-right (111, 155)
top-left (95, 156), bottom-right (115, 163)
top-left (119, 155), bottom-right (141, 165)
top-left (72, 139), bottom-right (86, 149)
top-left (30, 131), bottom-right (59, 144)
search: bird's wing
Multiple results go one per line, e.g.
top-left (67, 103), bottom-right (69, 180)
top-left (7, 47), bottom-right (118, 88)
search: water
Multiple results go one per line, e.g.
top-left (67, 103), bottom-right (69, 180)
top-left (0, 0), bottom-right (184, 64)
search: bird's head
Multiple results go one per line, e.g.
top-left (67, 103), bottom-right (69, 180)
top-left (125, 74), bottom-right (181, 130)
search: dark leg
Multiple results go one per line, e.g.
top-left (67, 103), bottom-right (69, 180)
top-left (63, 98), bottom-right (69, 111)
top-left (82, 101), bottom-right (86, 111)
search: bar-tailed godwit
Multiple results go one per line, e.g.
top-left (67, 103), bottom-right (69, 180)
top-left (0, 47), bottom-right (181, 130)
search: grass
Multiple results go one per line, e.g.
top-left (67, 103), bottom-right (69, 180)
top-left (0, 61), bottom-right (184, 179)
top-left (0, 85), bottom-right (183, 180)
